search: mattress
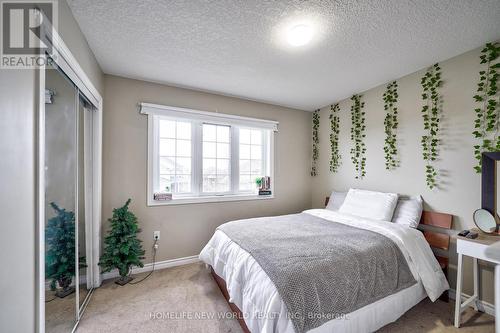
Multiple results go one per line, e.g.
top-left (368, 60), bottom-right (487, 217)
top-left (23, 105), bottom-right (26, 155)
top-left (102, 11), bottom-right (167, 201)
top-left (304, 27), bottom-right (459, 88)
top-left (199, 209), bottom-right (449, 333)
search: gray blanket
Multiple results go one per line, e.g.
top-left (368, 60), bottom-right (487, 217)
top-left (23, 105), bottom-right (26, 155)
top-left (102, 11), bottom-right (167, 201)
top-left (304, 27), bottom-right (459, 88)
top-left (218, 213), bottom-right (416, 333)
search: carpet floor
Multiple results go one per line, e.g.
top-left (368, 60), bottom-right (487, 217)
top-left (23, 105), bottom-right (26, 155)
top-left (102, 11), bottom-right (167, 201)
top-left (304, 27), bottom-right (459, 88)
top-left (77, 263), bottom-right (494, 333)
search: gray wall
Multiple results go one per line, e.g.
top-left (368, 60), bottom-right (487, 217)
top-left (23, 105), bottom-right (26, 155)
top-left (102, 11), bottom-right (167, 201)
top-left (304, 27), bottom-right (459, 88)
top-left (311, 45), bottom-right (496, 304)
top-left (0, 1), bottom-right (102, 332)
top-left (102, 75), bottom-right (312, 264)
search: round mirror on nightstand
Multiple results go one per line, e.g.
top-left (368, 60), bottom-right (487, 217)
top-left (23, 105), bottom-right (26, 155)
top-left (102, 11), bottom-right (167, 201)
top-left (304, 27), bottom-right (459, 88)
top-left (473, 209), bottom-right (498, 234)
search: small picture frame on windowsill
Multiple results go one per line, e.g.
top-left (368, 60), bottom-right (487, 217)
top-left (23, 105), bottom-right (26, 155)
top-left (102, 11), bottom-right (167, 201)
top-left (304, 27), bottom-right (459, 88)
top-left (154, 192), bottom-right (172, 201)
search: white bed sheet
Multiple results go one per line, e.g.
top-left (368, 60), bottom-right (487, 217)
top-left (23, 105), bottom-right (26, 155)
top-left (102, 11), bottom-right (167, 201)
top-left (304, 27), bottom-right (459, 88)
top-left (199, 209), bottom-right (449, 333)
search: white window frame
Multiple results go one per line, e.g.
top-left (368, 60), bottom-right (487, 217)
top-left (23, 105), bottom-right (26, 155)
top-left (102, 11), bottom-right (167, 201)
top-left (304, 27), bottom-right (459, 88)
top-left (142, 103), bottom-right (277, 206)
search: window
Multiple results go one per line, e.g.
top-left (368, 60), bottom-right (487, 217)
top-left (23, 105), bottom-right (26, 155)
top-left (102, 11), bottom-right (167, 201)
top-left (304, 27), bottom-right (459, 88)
top-left (143, 103), bottom-right (277, 205)
top-left (158, 119), bottom-right (192, 193)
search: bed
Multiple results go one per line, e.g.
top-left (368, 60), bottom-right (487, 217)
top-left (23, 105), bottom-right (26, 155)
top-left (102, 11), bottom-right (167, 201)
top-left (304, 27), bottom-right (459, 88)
top-left (199, 197), bottom-right (451, 333)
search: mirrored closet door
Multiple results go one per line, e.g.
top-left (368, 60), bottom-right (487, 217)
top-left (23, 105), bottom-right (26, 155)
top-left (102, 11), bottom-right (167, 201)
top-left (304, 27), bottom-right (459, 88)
top-left (44, 60), bottom-right (96, 333)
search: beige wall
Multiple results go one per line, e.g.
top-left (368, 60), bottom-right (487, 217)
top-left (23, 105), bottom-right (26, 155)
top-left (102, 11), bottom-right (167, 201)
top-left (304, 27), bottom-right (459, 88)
top-left (102, 75), bottom-right (312, 263)
top-left (311, 46), bottom-right (495, 304)
top-left (0, 1), bottom-right (102, 332)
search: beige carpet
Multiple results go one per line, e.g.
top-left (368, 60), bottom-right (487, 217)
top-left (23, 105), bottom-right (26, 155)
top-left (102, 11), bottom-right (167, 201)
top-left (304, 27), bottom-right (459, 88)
top-left (77, 263), bottom-right (494, 333)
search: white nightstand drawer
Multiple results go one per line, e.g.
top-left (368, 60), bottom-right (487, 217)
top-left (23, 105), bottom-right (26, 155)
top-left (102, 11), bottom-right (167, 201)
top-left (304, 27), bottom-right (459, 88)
top-left (457, 238), bottom-right (500, 264)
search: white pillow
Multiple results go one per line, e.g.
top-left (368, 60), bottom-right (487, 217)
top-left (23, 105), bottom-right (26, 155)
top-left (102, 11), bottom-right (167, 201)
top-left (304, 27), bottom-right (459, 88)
top-left (392, 195), bottom-right (423, 228)
top-left (339, 189), bottom-right (399, 221)
top-left (325, 191), bottom-right (347, 211)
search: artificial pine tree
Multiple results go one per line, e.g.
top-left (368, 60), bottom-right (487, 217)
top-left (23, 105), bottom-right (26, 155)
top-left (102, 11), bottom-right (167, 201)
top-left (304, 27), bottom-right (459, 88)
top-left (99, 199), bottom-right (145, 285)
top-left (45, 202), bottom-right (76, 297)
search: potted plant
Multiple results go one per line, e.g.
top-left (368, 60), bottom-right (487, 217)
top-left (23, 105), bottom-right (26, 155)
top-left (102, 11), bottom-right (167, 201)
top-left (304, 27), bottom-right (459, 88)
top-left (99, 199), bottom-right (145, 285)
top-left (45, 202), bottom-right (76, 298)
top-left (255, 177), bottom-right (263, 189)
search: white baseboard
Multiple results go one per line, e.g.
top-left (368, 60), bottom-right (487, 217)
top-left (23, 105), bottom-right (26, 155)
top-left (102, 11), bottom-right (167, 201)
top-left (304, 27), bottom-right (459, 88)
top-left (44, 255), bottom-right (200, 289)
top-left (101, 255), bottom-right (200, 281)
top-left (448, 289), bottom-right (495, 317)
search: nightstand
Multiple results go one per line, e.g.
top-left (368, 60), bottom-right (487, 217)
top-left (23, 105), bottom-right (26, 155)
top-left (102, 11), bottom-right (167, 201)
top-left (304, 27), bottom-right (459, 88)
top-left (454, 228), bottom-right (500, 331)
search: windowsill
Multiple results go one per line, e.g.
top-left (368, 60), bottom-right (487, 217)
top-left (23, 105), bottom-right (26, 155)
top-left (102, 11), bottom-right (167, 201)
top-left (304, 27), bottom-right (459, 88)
top-left (147, 193), bottom-right (275, 206)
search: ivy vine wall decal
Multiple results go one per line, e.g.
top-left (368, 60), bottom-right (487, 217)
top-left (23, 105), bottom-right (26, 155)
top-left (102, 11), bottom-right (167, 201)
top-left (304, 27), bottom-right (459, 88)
top-left (350, 95), bottom-right (366, 179)
top-left (311, 109), bottom-right (320, 176)
top-left (383, 81), bottom-right (400, 170)
top-left (420, 63), bottom-right (443, 189)
top-left (472, 42), bottom-right (500, 173)
top-left (329, 103), bottom-right (341, 172)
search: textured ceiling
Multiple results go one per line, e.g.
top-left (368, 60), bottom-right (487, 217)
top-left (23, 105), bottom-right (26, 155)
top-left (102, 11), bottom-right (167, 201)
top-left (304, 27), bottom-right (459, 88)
top-left (68, 0), bottom-right (500, 111)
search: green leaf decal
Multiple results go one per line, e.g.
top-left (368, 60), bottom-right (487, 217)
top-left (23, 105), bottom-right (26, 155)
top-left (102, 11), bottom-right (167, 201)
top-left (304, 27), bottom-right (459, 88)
top-left (329, 103), bottom-right (341, 173)
top-left (350, 94), bottom-right (367, 179)
top-left (420, 63), bottom-right (443, 189)
top-left (473, 42), bottom-right (500, 173)
top-left (311, 110), bottom-right (320, 176)
top-left (383, 81), bottom-right (400, 170)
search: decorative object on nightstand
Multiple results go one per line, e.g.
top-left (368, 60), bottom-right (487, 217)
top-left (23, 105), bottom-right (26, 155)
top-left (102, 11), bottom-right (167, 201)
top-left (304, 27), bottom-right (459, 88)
top-left (459, 229), bottom-right (479, 239)
top-left (473, 209), bottom-right (498, 234)
top-left (454, 229), bottom-right (500, 330)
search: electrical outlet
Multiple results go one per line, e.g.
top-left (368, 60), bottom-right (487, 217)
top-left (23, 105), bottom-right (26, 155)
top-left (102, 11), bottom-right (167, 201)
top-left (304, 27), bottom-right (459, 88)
top-left (153, 231), bottom-right (160, 240)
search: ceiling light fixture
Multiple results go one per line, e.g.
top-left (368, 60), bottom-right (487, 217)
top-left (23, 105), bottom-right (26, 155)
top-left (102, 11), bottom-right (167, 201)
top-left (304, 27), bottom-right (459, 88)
top-left (287, 24), bottom-right (313, 47)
